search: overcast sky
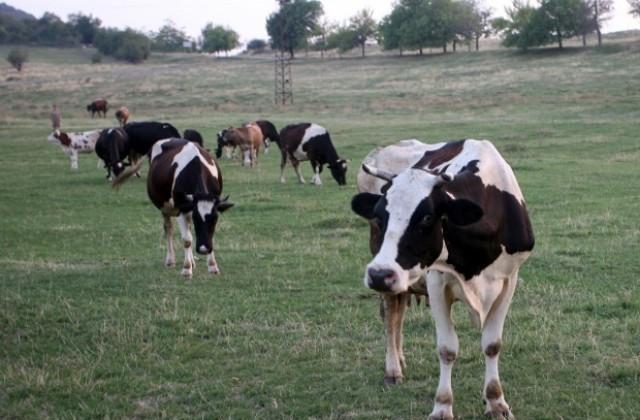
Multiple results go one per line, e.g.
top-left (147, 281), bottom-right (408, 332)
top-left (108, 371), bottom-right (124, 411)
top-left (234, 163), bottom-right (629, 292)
top-left (15, 0), bottom-right (639, 44)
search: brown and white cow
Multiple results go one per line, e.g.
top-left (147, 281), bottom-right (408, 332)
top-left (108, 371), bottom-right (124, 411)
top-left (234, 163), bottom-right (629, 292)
top-left (357, 139), bottom-right (440, 386)
top-left (114, 138), bottom-right (233, 277)
top-left (87, 98), bottom-right (108, 118)
top-left (115, 106), bottom-right (130, 126)
top-left (47, 129), bottom-right (102, 170)
top-left (221, 124), bottom-right (263, 167)
top-left (351, 139), bottom-right (535, 419)
top-left (278, 123), bottom-right (347, 185)
top-left (245, 119), bottom-right (280, 154)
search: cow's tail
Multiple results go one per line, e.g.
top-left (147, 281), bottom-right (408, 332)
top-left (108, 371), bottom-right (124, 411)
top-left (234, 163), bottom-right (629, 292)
top-left (111, 158), bottom-right (145, 190)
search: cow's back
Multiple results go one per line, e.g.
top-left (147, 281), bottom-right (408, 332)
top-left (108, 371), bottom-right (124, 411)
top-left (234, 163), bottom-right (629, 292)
top-left (124, 122), bottom-right (181, 155)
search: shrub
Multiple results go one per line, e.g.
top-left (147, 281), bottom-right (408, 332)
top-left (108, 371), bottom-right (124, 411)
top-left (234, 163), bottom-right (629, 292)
top-left (7, 48), bottom-right (28, 72)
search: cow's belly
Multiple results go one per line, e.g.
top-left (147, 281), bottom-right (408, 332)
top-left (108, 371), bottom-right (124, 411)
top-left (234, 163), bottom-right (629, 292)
top-left (292, 146), bottom-right (308, 161)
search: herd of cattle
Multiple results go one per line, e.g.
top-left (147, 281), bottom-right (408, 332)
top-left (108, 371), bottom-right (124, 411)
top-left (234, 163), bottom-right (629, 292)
top-left (45, 109), bottom-right (535, 419)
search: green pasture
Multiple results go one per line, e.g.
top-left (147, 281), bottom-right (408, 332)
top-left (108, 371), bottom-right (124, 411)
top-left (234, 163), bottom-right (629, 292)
top-left (0, 37), bottom-right (639, 419)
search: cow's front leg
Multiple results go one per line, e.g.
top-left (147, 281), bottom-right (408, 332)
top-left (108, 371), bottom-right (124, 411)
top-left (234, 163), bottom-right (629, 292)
top-left (381, 293), bottom-right (410, 384)
top-left (177, 213), bottom-right (195, 277)
top-left (163, 214), bottom-right (175, 268)
top-left (70, 150), bottom-right (79, 170)
top-left (310, 162), bottom-right (322, 185)
top-left (481, 274), bottom-right (518, 419)
top-left (426, 271), bottom-right (458, 420)
top-left (207, 244), bottom-right (220, 275)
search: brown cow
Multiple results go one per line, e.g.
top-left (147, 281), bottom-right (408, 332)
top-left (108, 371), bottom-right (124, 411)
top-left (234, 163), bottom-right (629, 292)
top-left (222, 124), bottom-right (263, 167)
top-left (115, 106), bottom-right (130, 126)
top-left (87, 98), bottom-right (108, 118)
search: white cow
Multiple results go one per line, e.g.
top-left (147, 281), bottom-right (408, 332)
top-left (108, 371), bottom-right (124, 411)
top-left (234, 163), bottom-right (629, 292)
top-left (47, 130), bottom-right (102, 170)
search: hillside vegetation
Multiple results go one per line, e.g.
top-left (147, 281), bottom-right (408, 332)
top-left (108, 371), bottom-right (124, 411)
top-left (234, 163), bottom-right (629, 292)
top-left (0, 35), bottom-right (639, 418)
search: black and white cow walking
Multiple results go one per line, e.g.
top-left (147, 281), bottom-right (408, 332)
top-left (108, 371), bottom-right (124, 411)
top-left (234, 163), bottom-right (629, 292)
top-left (351, 139), bottom-right (534, 419)
top-left (114, 138), bottom-right (233, 277)
top-left (278, 123), bottom-right (347, 185)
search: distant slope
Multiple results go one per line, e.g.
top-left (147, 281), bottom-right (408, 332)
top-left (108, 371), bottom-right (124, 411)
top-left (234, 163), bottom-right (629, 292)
top-left (0, 2), bottom-right (36, 20)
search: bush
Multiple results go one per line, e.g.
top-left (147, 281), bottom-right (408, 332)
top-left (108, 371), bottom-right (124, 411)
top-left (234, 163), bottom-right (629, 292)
top-left (7, 48), bottom-right (28, 72)
top-left (91, 52), bottom-right (102, 63)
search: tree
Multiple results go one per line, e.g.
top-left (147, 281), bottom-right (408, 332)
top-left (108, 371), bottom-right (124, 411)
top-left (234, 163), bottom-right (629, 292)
top-left (266, 0), bottom-right (323, 58)
top-left (35, 12), bottom-right (77, 46)
top-left (7, 48), bottom-right (27, 72)
top-left (151, 20), bottom-right (190, 52)
top-left (349, 8), bottom-right (378, 57)
top-left (631, 0), bottom-right (640, 17)
top-left (537, 0), bottom-right (593, 49)
top-left (68, 13), bottom-right (101, 45)
top-left (325, 24), bottom-right (359, 56)
top-left (94, 28), bottom-right (150, 63)
top-left (587, 0), bottom-right (614, 46)
top-left (201, 24), bottom-right (240, 56)
top-left (246, 39), bottom-right (268, 53)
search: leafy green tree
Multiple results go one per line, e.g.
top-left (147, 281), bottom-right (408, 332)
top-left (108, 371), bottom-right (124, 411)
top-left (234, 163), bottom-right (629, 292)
top-left (349, 8), bottom-right (378, 57)
top-left (325, 25), bottom-right (358, 56)
top-left (201, 24), bottom-right (240, 56)
top-left (379, 7), bottom-right (407, 54)
top-left (630, 0), bottom-right (640, 17)
top-left (94, 28), bottom-right (150, 63)
top-left (151, 20), bottom-right (189, 52)
top-left (536, 0), bottom-right (593, 48)
top-left (7, 48), bottom-right (27, 72)
top-left (492, 0), bottom-right (537, 50)
top-left (246, 39), bottom-right (268, 53)
top-left (266, 0), bottom-right (323, 58)
top-left (587, 0), bottom-right (613, 45)
top-left (35, 12), bottom-right (77, 46)
top-left (68, 13), bottom-right (101, 45)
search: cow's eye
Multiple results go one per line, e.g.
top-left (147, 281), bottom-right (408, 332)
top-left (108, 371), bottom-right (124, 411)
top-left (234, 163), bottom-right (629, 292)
top-left (420, 214), bottom-right (434, 227)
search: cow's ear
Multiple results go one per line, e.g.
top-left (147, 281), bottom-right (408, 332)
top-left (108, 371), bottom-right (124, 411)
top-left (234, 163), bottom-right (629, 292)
top-left (351, 192), bottom-right (381, 219)
top-left (444, 198), bottom-right (483, 226)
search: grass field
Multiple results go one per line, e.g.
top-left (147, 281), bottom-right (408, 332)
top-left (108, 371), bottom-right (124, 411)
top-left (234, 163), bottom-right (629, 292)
top-left (1, 36), bottom-right (639, 419)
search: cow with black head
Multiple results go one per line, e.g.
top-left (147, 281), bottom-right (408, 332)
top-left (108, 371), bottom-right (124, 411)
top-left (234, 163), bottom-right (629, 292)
top-left (278, 123), bottom-right (347, 185)
top-left (114, 138), bottom-right (233, 277)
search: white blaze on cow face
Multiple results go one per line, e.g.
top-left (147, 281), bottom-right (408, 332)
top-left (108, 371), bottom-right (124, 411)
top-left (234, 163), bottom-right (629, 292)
top-left (365, 169), bottom-right (445, 293)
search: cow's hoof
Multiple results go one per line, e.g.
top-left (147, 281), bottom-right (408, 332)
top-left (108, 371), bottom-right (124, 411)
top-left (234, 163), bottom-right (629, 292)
top-left (165, 262), bottom-right (175, 268)
top-left (428, 412), bottom-right (454, 420)
top-left (181, 269), bottom-right (193, 277)
top-left (208, 266), bottom-right (220, 275)
top-left (485, 408), bottom-right (513, 420)
top-left (383, 374), bottom-right (403, 385)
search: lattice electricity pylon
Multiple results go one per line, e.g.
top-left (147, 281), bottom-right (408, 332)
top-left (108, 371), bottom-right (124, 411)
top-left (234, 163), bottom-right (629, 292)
top-left (275, 53), bottom-right (293, 106)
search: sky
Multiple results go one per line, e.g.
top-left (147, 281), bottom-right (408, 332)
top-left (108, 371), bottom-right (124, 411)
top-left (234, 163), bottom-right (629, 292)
top-left (14, 0), bottom-right (640, 44)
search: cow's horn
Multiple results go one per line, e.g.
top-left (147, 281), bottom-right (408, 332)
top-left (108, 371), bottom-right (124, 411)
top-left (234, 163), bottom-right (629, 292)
top-left (362, 163), bottom-right (394, 182)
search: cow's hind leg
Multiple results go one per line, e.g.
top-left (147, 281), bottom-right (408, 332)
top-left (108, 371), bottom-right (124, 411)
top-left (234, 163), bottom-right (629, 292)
top-left (163, 214), bottom-right (176, 268)
top-left (381, 293), bottom-right (410, 384)
top-left (70, 150), bottom-right (78, 170)
top-left (177, 213), bottom-right (196, 277)
top-left (292, 160), bottom-right (306, 184)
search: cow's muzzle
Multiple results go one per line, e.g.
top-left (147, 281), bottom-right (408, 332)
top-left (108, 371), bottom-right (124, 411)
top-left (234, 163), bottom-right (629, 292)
top-left (367, 268), bottom-right (398, 292)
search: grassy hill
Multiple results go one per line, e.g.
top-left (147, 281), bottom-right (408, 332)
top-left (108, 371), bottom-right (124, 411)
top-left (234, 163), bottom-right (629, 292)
top-left (0, 35), bottom-right (639, 418)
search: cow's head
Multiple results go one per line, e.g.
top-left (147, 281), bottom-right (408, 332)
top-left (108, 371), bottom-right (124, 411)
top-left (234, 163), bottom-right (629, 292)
top-left (351, 165), bottom-right (482, 293)
top-left (329, 159), bottom-right (348, 186)
top-left (179, 194), bottom-right (234, 254)
top-left (215, 129), bottom-right (228, 158)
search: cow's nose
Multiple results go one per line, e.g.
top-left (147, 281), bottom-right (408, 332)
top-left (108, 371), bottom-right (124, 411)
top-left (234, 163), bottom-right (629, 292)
top-left (367, 268), bottom-right (397, 292)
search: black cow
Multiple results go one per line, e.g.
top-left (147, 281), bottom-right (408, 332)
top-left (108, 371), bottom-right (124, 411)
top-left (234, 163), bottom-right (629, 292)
top-left (97, 121), bottom-right (181, 179)
top-left (95, 127), bottom-right (139, 180)
top-left (183, 129), bottom-right (204, 147)
top-left (351, 139), bottom-right (534, 419)
top-left (145, 138), bottom-right (233, 276)
top-left (278, 122), bottom-right (347, 185)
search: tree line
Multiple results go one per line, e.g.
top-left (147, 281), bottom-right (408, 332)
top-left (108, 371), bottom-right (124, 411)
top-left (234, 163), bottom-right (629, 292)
top-left (2, 0), bottom-right (640, 65)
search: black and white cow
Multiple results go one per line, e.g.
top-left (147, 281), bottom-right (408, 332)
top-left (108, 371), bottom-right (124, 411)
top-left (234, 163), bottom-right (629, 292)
top-left (351, 139), bottom-right (535, 419)
top-left (278, 123), bottom-right (347, 185)
top-left (95, 127), bottom-right (139, 180)
top-left (116, 138), bottom-right (233, 277)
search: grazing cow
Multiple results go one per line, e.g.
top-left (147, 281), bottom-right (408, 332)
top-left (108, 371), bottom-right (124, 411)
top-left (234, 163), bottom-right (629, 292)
top-left (244, 120), bottom-right (280, 154)
top-left (221, 124), bottom-right (263, 167)
top-left (357, 139), bottom-right (440, 385)
top-left (115, 138), bottom-right (234, 277)
top-left (47, 129), bottom-right (102, 170)
top-left (115, 106), bottom-right (130, 126)
top-left (87, 98), bottom-right (108, 118)
top-left (278, 123), bottom-right (347, 185)
top-left (183, 129), bottom-right (204, 147)
top-left (95, 127), bottom-right (140, 180)
top-left (351, 139), bottom-right (535, 419)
